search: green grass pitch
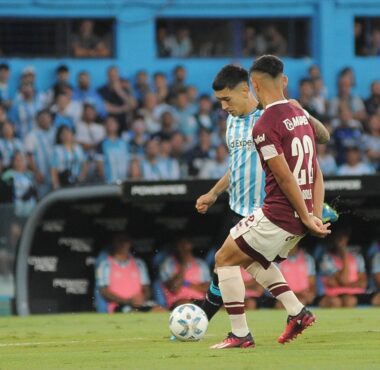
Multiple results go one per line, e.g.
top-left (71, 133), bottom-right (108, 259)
top-left (0, 308), bottom-right (379, 370)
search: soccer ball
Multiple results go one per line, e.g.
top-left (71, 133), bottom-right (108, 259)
top-left (169, 304), bottom-right (209, 341)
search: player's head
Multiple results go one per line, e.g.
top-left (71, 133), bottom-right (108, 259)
top-left (212, 65), bottom-right (250, 117)
top-left (249, 55), bottom-right (288, 106)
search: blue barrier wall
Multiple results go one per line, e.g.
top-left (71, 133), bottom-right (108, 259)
top-left (0, 0), bottom-right (379, 98)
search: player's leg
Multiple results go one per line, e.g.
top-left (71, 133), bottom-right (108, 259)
top-left (210, 234), bottom-right (255, 349)
top-left (196, 211), bottom-right (243, 321)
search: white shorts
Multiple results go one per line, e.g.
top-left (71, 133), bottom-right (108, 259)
top-left (230, 208), bottom-right (304, 269)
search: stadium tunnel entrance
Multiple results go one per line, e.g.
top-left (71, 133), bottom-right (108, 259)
top-left (15, 177), bottom-right (380, 315)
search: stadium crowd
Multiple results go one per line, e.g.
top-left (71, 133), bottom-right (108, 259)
top-left (0, 62), bottom-right (379, 217)
top-left (94, 232), bottom-right (380, 313)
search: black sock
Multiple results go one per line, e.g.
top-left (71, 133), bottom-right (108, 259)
top-left (194, 272), bottom-right (223, 321)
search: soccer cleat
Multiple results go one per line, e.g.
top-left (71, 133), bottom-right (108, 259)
top-left (278, 307), bottom-right (316, 344)
top-left (210, 332), bottom-right (255, 349)
top-left (322, 203), bottom-right (339, 223)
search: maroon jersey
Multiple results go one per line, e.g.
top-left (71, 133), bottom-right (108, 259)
top-left (252, 100), bottom-right (317, 235)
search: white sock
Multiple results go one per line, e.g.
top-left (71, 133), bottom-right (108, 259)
top-left (217, 266), bottom-right (249, 337)
top-left (246, 262), bottom-right (304, 316)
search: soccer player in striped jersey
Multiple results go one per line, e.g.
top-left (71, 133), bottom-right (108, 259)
top-left (195, 64), bottom-right (336, 322)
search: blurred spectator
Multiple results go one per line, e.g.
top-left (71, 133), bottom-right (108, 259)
top-left (95, 234), bottom-right (159, 313)
top-left (329, 75), bottom-right (367, 122)
top-left (134, 70), bottom-right (151, 104)
top-left (169, 66), bottom-right (187, 99)
top-left (211, 113), bottom-right (228, 147)
top-left (0, 121), bottom-right (24, 173)
top-left (128, 157), bottom-right (143, 180)
top-left (242, 26), bottom-right (267, 56)
top-left (19, 66), bottom-right (36, 87)
top-left (126, 117), bottom-right (149, 159)
top-left (96, 116), bottom-right (129, 184)
top-left (0, 104), bottom-right (8, 130)
top-left (308, 65), bottom-right (322, 81)
top-left (369, 28), bottom-right (380, 56)
top-left (50, 126), bottom-right (87, 189)
top-left (159, 237), bottom-right (210, 309)
top-left (1, 151), bottom-right (37, 217)
top-left (339, 67), bottom-right (356, 88)
top-left (71, 20), bottom-right (110, 58)
top-left (186, 128), bottom-right (215, 177)
top-left (153, 72), bottom-right (169, 104)
top-left (76, 103), bottom-right (106, 155)
top-left (9, 82), bottom-right (42, 140)
top-left (141, 138), bottom-right (169, 180)
top-left (199, 143), bottom-right (228, 179)
top-left (355, 21), bottom-right (367, 56)
top-left (362, 114), bottom-right (380, 171)
top-left (166, 28), bottom-right (193, 58)
top-left (319, 229), bottom-right (367, 308)
top-left (156, 27), bottom-right (172, 58)
top-left (24, 110), bottom-right (55, 197)
top-left (73, 71), bottom-right (106, 118)
top-left (194, 94), bottom-right (216, 132)
top-left (158, 139), bottom-right (180, 180)
top-left (332, 104), bottom-right (363, 164)
top-left (337, 146), bottom-right (375, 176)
top-left (138, 92), bottom-right (161, 134)
top-left (264, 25), bottom-right (287, 56)
top-left (45, 65), bottom-right (72, 106)
top-left (365, 80), bottom-right (380, 115)
top-left (277, 244), bottom-right (316, 307)
top-left (371, 251), bottom-right (380, 306)
top-left (240, 267), bottom-right (264, 310)
top-left (311, 78), bottom-right (329, 118)
top-left (298, 78), bottom-right (319, 118)
top-left (154, 111), bottom-right (177, 141)
top-left (174, 90), bottom-right (197, 144)
top-left (0, 63), bottom-right (11, 109)
top-left (98, 66), bottom-right (136, 130)
top-left (317, 144), bottom-right (337, 176)
top-left (170, 131), bottom-right (188, 177)
top-left (51, 93), bottom-right (76, 132)
top-left (186, 85), bottom-right (199, 114)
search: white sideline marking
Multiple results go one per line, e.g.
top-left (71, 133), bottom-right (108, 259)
top-left (0, 337), bottom-right (145, 348)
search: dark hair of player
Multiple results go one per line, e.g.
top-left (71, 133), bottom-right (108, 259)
top-left (249, 55), bottom-right (284, 79)
top-left (212, 64), bottom-right (249, 91)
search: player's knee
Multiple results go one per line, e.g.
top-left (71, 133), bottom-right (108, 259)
top-left (342, 295), bottom-right (357, 308)
top-left (371, 293), bottom-right (380, 306)
top-left (215, 249), bottom-right (228, 267)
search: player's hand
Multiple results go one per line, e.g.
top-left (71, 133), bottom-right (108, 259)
top-left (288, 99), bottom-right (303, 110)
top-left (195, 192), bottom-right (218, 214)
top-left (303, 215), bottom-right (331, 238)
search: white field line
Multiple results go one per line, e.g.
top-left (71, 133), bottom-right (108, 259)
top-left (0, 337), bottom-right (146, 348)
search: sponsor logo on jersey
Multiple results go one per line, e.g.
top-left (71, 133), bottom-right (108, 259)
top-left (254, 134), bottom-right (265, 145)
top-left (229, 138), bottom-right (255, 150)
top-left (283, 115), bottom-right (309, 131)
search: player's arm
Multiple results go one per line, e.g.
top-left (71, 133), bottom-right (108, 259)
top-left (312, 161), bottom-right (324, 220)
top-left (195, 170), bottom-right (230, 214)
top-left (100, 286), bottom-right (135, 305)
top-left (288, 99), bottom-right (330, 144)
top-left (309, 115), bottom-right (330, 144)
top-left (267, 154), bottom-right (330, 238)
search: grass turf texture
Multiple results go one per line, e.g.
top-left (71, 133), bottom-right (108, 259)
top-left (0, 308), bottom-right (379, 370)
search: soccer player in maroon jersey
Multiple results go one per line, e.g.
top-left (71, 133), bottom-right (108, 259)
top-left (210, 55), bottom-right (330, 349)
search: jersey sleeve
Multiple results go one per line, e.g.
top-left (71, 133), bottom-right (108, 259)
top-left (159, 257), bottom-right (175, 282)
top-left (319, 254), bottom-right (338, 276)
top-left (372, 252), bottom-right (380, 274)
top-left (305, 253), bottom-right (316, 276)
top-left (135, 258), bottom-right (151, 285)
top-left (50, 147), bottom-right (59, 169)
top-left (96, 259), bottom-right (111, 288)
top-left (354, 253), bottom-right (366, 274)
top-left (253, 115), bottom-right (283, 161)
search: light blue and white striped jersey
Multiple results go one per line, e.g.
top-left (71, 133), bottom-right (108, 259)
top-left (95, 138), bottom-right (130, 184)
top-left (0, 138), bottom-right (24, 167)
top-left (226, 109), bottom-right (265, 217)
top-left (51, 144), bottom-right (86, 180)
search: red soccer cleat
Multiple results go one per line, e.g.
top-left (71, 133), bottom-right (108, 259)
top-left (210, 332), bottom-right (255, 349)
top-left (278, 307), bottom-right (316, 344)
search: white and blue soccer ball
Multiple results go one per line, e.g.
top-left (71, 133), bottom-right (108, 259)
top-left (169, 304), bottom-right (209, 341)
